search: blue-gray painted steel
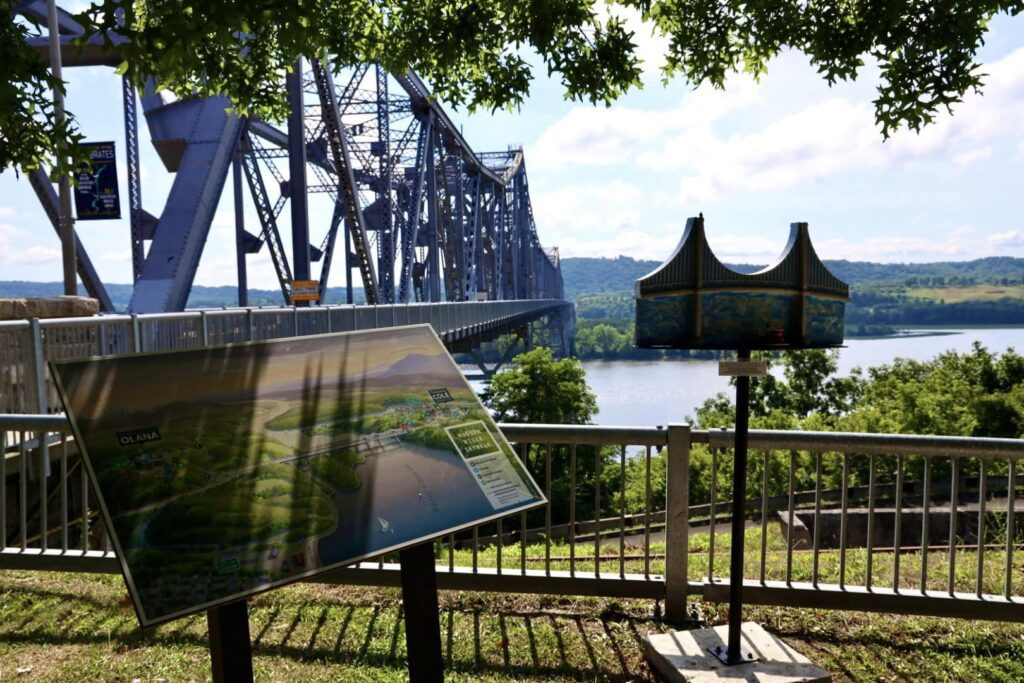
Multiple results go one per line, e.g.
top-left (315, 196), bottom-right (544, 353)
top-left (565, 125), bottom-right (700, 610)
top-left (130, 95), bottom-right (244, 312)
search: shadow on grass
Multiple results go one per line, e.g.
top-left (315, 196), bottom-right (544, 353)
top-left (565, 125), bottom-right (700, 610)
top-left (0, 584), bottom-right (664, 681)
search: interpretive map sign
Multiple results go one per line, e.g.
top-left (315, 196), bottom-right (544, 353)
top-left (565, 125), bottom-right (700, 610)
top-left (73, 141), bottom-right (121, 220)
top-left (51, 325), bottom-right (545, 627)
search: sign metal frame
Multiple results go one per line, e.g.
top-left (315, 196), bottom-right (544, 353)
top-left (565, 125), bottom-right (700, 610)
top-left (51, 324), bottom-right (545, 629)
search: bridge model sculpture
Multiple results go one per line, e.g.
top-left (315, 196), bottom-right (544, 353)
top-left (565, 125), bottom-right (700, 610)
top-left (635, 215), bottom-right (849, 350)
top-left (16, 1), bottom-right (564, 316)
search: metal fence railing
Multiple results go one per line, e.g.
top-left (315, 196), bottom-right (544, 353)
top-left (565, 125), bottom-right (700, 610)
top-left (0, 300), bottom-right (568, 415)
top-left (2, 415), bottom-right (1022, 623)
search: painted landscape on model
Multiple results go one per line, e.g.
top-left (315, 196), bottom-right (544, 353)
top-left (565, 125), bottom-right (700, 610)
top-left (52, 326), bottom-right (543, 626)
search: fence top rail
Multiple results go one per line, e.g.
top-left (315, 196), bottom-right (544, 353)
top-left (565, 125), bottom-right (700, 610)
top-left (696, 428), bottom-right (1024, 459)
top-left (497, 423), bottom-right (672, 446)
top-left (3, 416), bottom-right (1024, 458)
top-left (0, 413), bottom-right (70, 432)
top-left (0, 299), bottom-right (568, 330)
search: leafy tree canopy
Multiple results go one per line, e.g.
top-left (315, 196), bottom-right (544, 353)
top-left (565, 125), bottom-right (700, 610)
top-left (482, 347), bottom-right (597, 424)
top-left (695, 343), bottom-right (1024, 438)
top-left (4, 1), bottom-right (1023, 174)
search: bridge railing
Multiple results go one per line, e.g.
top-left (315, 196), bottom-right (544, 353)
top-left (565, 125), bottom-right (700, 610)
top-left (2, 416), bottom-right (1021, 623)
top-left (0, 300), bottom-right (569, 415)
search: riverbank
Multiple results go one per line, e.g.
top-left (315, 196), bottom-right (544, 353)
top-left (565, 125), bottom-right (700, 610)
top-left (569, 327), bottom-right (1024, 425)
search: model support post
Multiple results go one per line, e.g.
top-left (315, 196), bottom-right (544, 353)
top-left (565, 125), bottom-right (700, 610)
top-left (399, 542), bottom-right (444, 682)
top-left (207, 600), bottom-right (254, 683)
top-left (716, 348), bottom-right (758, 665)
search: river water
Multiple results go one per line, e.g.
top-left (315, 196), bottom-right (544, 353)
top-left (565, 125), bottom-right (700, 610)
top-left (497, 327), bottom-right (1024, 427)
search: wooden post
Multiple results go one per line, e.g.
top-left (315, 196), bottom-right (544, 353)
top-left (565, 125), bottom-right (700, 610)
top-left (207, 600), bottom-right (254, 683)
top-left (400, 542), bottom-right (444, 682)
top-left (664, 424), bottom-right (691, 623)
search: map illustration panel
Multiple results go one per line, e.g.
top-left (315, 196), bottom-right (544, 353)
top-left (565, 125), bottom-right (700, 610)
top-left (52, 325), bottom-right (545, 627)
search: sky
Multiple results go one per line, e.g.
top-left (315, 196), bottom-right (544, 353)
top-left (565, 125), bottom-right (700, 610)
top-left (3, 11), bottom-right (1024, 289)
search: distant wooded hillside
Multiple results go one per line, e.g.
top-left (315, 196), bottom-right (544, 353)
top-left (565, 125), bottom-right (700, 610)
top-left (560, 255), bottom-right (1024, 299)
top-left (0, 281), bottom-right (365, 311)
top-left (4, 255), bottom-right (1024, 329)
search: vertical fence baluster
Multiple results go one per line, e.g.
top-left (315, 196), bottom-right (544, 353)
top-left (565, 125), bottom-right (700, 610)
top-left (867, 453), bottom-right (876, 591)
top-left (976, 460), bottom-right (987, 597)
top-left (38, 432), bottom-right (47, 551)
top-left (545, 444), bottom-right (552, 576)
top-left (709, 447), bottom-right (718, 582)
top-left (644, 445), bottom-right (652, 580)
top-left (593, 445), bottom-right (601, 577)
top-left (812, 453), bottom-right (822, 587)
top-left (448, 533), bottom-right (454, 573)
top-left (948, 456), bottom-right (959, 596)
top-left (61, 435), bottom-right (68, 552)
top-left (472, 525), bottom-right (479, 573)
top-left (0, 428), bottom-right (5, 552)
top-left (759, 450), bottom-right (769, 584)
top-left (520, 510), bottom-right (527, 576)
top-left (1005, 459), bottom-right (1016, 599)
top-left (839, 452), bottom-right (849, 589)
top-left (921, 456), bottom-right (932, 593)
top-left (520, 443), bottom-right (528, 576)
top-left (497, 518), bottom-right (503, 575)
top-left (19, 432), bottom-right (27, 550)
top-left (786, 450), bottom-right (796, 587)
top-left (569, 444), bottom-right (577, 577)
top-left (619, 445), bottom-right (626, 579)
top-left (894, 455), bottom-right (904, 592)
top-left (81, 459), bottom-right (89, 552)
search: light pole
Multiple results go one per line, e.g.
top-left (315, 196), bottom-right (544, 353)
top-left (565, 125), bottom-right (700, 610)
top-left (46, 0), bottom-right (77, 296)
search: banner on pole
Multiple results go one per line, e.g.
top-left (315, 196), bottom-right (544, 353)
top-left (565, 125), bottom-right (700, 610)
top-left (73, 141), bottom-right (121, 220)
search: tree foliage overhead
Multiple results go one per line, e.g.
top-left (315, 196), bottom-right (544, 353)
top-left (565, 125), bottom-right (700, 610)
top-left (645, 0), bottom-right (1024, 137)
top-left (4, 1), bottom-right (1022, 173)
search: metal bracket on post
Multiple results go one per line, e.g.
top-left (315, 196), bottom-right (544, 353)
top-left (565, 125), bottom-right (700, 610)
top-left (200, 310), bottom-right (210, 347)
top-left (26, 318), bottom-right (48, 415)
top-left (664, 424), bottom-right (691, 623)
top-left (130, 314), bottom-right (142, 353)
top-left (26, 318), bottom-right (51, 480)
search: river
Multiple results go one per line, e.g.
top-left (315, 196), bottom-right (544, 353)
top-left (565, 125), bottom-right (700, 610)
top-left (475, 327), bottom-right (1024, 427)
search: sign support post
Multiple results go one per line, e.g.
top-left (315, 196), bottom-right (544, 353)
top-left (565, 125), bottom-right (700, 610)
top-left (399, 542), bottom-right (444, 683)
top-left (718, 348), bottom-right (756, 665)
top-left (207, 599), bottom-right (254, 683)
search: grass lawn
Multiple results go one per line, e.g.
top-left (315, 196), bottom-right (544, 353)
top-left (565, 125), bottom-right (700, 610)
top-left (1, 527), bottom-right (1023, 681)
top-left (903, 284), bottom-right (1024, 303)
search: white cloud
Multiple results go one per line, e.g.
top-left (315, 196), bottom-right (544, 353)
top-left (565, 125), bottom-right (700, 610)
top-left (530, 77), bottom-right (760, 171)
top-left (532, 180), bottom-right (644, 236)
top-left (532, 46), bottom-right (1024, 211)
top-left (3, 245), bottom-right (63, 266)
top-left (815, 226), bottom-right (980, 262)
top-left (989, 230), bottom-right (1024, 250)
top-left (556, 229), bottom-right (680, 261)
top-left (99, 250), bottom-right (132, 263)
top-left (953, 147), bottom-right (993, 167)
top-left (0, 206), bottom-right (15, 219)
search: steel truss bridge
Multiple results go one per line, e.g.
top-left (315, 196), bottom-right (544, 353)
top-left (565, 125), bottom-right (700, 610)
top-left (16, 2), bottom-right (570, 352)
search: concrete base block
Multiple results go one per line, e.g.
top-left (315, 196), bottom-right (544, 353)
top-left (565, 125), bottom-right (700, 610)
top-left (0, 296), bottom-right (99, 320)
top-left (644, 621), bottom-right (830, 683)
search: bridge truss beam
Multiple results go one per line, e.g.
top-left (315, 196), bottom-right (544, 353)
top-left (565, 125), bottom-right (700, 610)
top-left (17, 2), bottom-right (564, 315)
